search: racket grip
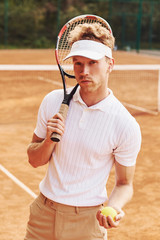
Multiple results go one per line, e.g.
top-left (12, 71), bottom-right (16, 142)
top-left (50, 103), bottom-right (69, 142)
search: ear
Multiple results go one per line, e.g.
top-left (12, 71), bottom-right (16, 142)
top-left (108, 58), bottom-right (114, 73)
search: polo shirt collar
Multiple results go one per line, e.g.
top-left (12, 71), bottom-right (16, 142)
top-left (72, 86), bottom-right (114, 112)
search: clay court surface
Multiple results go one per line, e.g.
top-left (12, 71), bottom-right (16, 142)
top-left (0, 49), bottom-right (160, 240)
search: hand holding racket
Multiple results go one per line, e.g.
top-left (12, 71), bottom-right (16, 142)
top-left (51, 14), bottom-right (112, 142)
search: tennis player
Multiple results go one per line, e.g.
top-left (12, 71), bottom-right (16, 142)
top-left (24, 22), bottom-right (141, 240)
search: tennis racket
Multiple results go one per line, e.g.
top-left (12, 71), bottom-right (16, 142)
top-left (50, 14), bottom-right (112, 142)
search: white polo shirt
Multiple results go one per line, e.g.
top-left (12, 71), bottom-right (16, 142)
top-left (35, 87), bottom-right (141, 206)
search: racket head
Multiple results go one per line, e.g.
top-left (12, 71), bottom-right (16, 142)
top-left (55, 14), bottom-right (113, 78)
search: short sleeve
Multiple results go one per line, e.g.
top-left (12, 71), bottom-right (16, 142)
top-left (113, 119), bottom-right (141, 166)
top-left (34, 89), bottom-right (64, 139)
top-left (34, 95), bottom-right (48, 139)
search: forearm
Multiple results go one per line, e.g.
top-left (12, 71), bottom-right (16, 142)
top-left (27, 138), bottom-right (56, 168)
top-left (107, 183), bottom-right (133, 210)
top-left (97, 163), bottom-right (135, 229)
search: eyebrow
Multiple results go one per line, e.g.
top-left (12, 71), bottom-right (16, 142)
top-left (73, 57), bottom-right (79, 62)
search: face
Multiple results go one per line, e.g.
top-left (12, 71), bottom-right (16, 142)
top-left (73, 56), bottom-right (111, 96)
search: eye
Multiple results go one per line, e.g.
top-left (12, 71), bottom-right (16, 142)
top-left (74, 61), bottom-right (82, 66)
top-left (89, 60), bottom-right (97, 65)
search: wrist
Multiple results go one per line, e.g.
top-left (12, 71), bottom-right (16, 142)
top-left (44, 137), bottom-right (56, 145)
top-left (107, 204), bottom-right (123, 215)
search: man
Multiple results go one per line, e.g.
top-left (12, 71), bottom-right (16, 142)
top-left (25, 21), bottom-right (141, 240)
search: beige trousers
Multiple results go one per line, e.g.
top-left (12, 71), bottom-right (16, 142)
top-left (24, 193), bottom-right (107, 240)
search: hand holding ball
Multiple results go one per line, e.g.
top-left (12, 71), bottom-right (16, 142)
top-left (101, 207), bottom-right (117, 221)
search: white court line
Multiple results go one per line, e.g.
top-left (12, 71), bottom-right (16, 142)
top-left (37, 76), bottom-right (63, 86)
top-left (122, 102), bottom-right (158, 115)
top-left (0, 64), bottom-right (160, 71)
top-left (0, 164), bottom-right (37, 199)
top-left (37, 76), bottom-right (73, 88)
top-left (0, 64), bottom-right (73, 71)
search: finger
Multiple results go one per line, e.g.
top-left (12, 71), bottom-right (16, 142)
top-left (115, 209), bottom-right (125, 221)
top-left (48, 117), bottom-right (65, 125)
top-left (96, 210), bottom-right (101, 220)
top-left (107, 216), bottom-right (119, 228)
top-left (48, 116), bottom-right (65, 130)
top-left (47, 119), bottom-right (65, 129)
top-left (102, 215), bottom-right (111, 229)
top-left (96, 211), bottom-right (103, 227)
top-left (53, 113), bottom-right (65, 122)
top-left (47, 123), bottom-right (64, 134)
top-left (47, 122), bottom-right (64, 132)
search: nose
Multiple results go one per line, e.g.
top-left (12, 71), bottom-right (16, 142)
top-left (81, 64), bottom-right (90, 75)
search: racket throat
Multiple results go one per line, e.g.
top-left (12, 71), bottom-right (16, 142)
top-left (63, 84), bottom-right (79, 105)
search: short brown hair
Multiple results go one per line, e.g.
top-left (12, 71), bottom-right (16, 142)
top-left (68, 23), bottom-right (115, 49)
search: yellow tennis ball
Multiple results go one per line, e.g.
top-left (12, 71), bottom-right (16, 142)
top-left (101, 207), bottom-right (117, 221)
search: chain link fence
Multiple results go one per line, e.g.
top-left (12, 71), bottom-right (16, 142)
top-left (0, 0), bottom-right (160, 50)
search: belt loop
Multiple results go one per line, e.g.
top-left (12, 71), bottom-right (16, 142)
top-left (41, 193), bottom-right (47, 205)
top-left (44, 197), bottom-right (47, 205)
top-left (75, 206), bottom-right (79, 214)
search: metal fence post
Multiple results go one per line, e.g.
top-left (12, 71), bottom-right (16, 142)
top-left (136, 0), bottom-right (143, 52)
top-left (4, 0), bottom-right (8, 47)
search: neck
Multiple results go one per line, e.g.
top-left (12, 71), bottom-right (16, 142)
top-left (80, 88), bottom-right (109, 107)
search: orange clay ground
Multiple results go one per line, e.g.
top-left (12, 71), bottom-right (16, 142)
top-left (0, 49), bottom-right (160, 240)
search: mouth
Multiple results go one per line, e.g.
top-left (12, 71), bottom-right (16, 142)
top-left (79, 78), bottom-right (92, 84)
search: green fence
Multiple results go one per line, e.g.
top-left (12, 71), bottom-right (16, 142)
top-left (1, 0), bottom-right (160, 50)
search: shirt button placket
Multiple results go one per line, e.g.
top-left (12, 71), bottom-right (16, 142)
top-left (79, 109), bottom-right (88, 129)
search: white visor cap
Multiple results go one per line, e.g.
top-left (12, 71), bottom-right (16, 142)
top-left (63, 40), bottom-right (112, 61)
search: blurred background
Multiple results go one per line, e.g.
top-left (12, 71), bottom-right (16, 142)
top-left (1, 0), bottom-right (160, 52)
